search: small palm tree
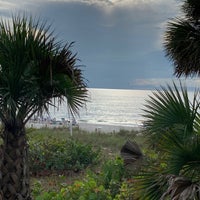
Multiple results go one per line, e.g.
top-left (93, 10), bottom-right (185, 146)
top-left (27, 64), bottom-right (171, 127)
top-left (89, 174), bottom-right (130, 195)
top-left (0, 15), bottom-right (87, 199)
top-left (141, 1), bottom-right (200, 198)
top-left (143, 82), bottom-right (199, 144)
top-left (138, 83), bottom-right (200, 199)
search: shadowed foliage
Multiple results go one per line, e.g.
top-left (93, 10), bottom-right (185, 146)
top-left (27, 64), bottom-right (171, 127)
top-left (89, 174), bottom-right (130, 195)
top-left (138, 84), bottom-right (200, 200)
top-left (164, 0), bottom-right (200, 77)
top-left (138, 83), bottom-right (200, 199)
top-left (143, 82), bottom-right (199, 144)
top-left (141, 0), bottom-right (200, 198)
top-left (182, 0), bottom-right (200, 20)
top-left (0, 15), bottom-right (87, 199)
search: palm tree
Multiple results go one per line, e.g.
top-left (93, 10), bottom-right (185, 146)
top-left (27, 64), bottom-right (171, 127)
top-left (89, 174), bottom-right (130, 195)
top-left (138, 83), bottom-right (200, 199)
top-left (164, 0), bottom-right (200, 77)
top-left (138, 1), bottom-right (200, 198)
top-left (143, 82), bottom-right (199, 144)
top-left (0, 15), bottom-right (87, 199)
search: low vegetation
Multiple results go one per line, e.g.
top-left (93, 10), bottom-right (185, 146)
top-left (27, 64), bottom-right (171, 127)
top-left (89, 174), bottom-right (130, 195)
top-left (28, 82), bottom-right (200, 200)
top-left (27, 127), bottom-right (143, 199)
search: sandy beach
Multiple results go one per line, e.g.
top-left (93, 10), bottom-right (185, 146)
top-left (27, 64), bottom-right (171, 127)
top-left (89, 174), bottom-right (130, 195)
top-left (78, 122), bottom-right (141, 133)
top-left (26, 121), bottom-right (142, 133)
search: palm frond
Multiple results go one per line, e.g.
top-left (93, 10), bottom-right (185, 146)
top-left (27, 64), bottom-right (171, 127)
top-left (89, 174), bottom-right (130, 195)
top-left (161, 175), bottom-right (200, 200)
top-left (182, 0), bottom-right (200, 20)
top-left (136, 170), bottom-right (168, 200)
top-left (139, 81), bottom-right (200, 199)
top-left (143, 82), bottom-right (200, 142)
top-left (160, 129), bottom-right (200, 177)
top-left (0, 14), bottom-right (88, 125)
top-left (164, 18), bottom-right (200, 77)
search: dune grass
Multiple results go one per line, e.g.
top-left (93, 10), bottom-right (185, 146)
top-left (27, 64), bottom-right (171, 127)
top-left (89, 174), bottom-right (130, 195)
top-left (28, 127), bottom-right (144, 193)
top-left (27, 127), bottom-right (144, 155)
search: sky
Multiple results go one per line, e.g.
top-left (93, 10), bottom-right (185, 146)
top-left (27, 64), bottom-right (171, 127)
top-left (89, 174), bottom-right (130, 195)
top-left (0, 0), bottom-right (199, 90)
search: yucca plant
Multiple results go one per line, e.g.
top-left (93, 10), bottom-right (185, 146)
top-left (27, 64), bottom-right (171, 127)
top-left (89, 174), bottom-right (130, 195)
top-left (138, 83), bottom-right (200, 199)
top-left (0, 15), bottom-right (87, 199)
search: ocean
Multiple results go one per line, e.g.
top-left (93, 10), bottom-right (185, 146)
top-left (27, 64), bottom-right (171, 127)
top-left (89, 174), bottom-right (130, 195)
top-left (48, 88), bottom-right (152, 128)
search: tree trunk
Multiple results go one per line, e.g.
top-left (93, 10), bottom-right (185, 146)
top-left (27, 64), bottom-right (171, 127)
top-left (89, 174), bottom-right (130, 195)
top-left (0, 125), bottom-right (31, 200)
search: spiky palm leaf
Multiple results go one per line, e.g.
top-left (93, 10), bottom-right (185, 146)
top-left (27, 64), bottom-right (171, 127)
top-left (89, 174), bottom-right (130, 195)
top-left (164, 18), bottom-right (200, 77)
top-left (137, 170), bottom-right (168, 200)
top-left (182, 0), bottom-right (200, 21)
top-left (0, 15), bottom-right (87, 127)
top-left (161, 129), bottom-right (200, 178)
top-left (143, 82), bottom-right (200, 143)
top-left (161, 175), bottom-right (200, 200)
top-left (138, 83), bottom-right (200, 199)
top-left (0, 14), bottom-right (87, 199)
top-left (164, 0), bottom-right (200, 78)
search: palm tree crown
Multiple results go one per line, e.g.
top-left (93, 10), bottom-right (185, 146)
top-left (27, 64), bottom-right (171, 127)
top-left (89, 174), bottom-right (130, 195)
top-left (164, 0), bottom-right (200, 77)
top-left (140, 0), bottom-right (200, 199)
top-left (0, 15), bottom-right (87, 199)
top-left (0, 15), bottom-right (87, 129)
top-left (139, 83), bottom-right (200, 199)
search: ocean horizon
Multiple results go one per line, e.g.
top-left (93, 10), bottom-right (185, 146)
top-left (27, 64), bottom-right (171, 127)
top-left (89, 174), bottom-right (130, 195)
top-left (45, 88), bottom-right (153, 128)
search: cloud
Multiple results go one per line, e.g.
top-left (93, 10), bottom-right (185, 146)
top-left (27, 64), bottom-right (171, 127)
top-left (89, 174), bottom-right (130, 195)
top-left (0, 0), bottom-right (184, 89)
top-left (131, 78), bottom-right (200, 90)
top-left (0, 1), bottom-right (15, 8)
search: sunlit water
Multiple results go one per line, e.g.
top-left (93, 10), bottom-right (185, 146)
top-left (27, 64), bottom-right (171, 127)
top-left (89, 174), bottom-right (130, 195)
top-left (47, 88), bottom-right (152, 128)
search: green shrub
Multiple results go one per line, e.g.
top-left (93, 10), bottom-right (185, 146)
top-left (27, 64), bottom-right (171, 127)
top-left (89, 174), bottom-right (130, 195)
top-left (33, 176), bottom-right (112, 200)
top-left (100, 157), bottom-right (126, 198)
top-left (32, 174), bottom-right (137, 200)
top-left (114, 181), bottom-right (135, 200)
top-left (64, 176), bottom-right (112, 200)
top-left (64, 140), bottom-right (100, 171)
top-left (29, 138), bottom-right (100, 173)
top-left (32, 158), bottom-right (130, 200)
top-left (32, 181), bottom-right (43, 198)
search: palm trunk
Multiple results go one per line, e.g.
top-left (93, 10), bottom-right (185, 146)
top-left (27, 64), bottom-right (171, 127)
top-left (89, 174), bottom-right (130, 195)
top-left (0, 125), bottom-right (31, 200)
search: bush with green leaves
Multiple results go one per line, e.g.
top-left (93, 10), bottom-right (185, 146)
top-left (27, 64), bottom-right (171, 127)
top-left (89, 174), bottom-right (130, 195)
top-left (64, 176), bottom-right (112, 200)
top-left (100, 157), bottom-right (126, 198)
top-left (32, 157), bottom-right (133, 200)
top-left (32, 176), bottom-right (112, 200)
top-left (114, 181), bottom-right (136, 200)
top-left (32, 180), bottom-right (66, 200)
top-left (29, 137), bottom-right (100, 173)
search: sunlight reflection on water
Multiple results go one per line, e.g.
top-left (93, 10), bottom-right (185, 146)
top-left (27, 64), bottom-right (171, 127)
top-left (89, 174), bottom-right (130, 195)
top-left (48, 88), bottom-right (152, 128)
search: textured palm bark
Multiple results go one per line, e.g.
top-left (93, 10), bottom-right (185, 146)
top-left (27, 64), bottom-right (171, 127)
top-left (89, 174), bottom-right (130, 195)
top-left (0, 127), bottom-right (31, 200)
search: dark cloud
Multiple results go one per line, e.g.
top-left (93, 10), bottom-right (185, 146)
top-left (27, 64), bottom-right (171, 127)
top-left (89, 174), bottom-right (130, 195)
top-left (0, 0), bottom-right (183, 89)
top-left (82, 0), bottom-right (114, 6)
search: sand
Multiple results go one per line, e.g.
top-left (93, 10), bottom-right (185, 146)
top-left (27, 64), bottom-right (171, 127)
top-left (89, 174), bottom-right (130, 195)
top-left (26, 120), bottom-right (142, 133)
top-left (78, 122), bottom-right (141, 133)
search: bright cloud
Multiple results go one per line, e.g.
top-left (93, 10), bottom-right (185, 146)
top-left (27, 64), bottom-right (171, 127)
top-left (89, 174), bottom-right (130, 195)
top-left (0, 0), bottom-right (185, 89)
top-left (132, 78), bottom-right (200, 89)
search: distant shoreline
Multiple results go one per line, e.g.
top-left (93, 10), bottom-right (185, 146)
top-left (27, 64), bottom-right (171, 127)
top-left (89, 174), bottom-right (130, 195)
top-left (78, 122), bottom-right (142, 133)
top-left (26, 121), bottom-right (142, 133)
